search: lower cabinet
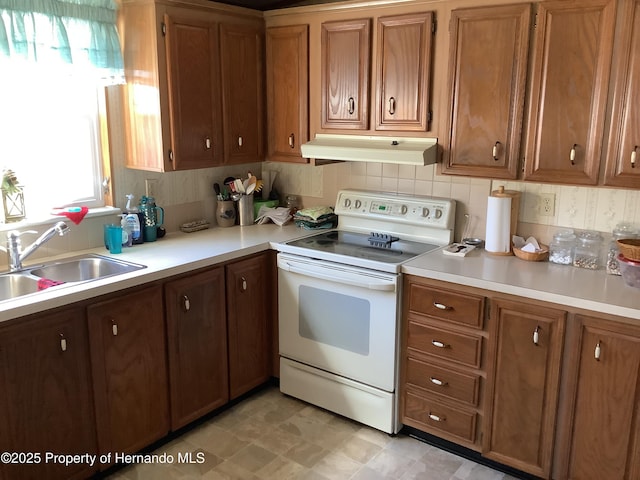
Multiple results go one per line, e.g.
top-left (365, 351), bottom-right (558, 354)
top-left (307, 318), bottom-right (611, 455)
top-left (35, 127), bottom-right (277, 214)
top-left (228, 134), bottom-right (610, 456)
top-left (226, 253), bottom-right (272, 399)
top-left (0, 307), bottom-right (98, 480)
top-left (88, 285), bottom-right (170, 461)
top-left (483, 299), bottom-right (565, 478)
top-left (165, 267), bottom-right (229, 430)
top-left (559, 315), bottom-right (640, 480)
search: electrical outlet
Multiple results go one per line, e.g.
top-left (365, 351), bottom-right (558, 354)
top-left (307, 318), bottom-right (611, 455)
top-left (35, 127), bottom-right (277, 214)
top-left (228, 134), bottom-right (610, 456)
top-left (540, 193), bottom-right (555, 217)
top-left (145, 179), bottom-right (158, 197)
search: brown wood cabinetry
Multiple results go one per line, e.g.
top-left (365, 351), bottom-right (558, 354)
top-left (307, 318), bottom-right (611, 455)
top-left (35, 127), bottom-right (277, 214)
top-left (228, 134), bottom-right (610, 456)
top-left (119, 1), bottom-right (263, 171)
top-left (88, 285), bottom-right (169, 459)
top-left (559, 315), bottom-right (640, 480)
top-left (401, 276), bottom-right (486, 450)
top-left (321, 19), bottom-right (371, 130)
top-left (523, 0), bottom-right (617, 184)
top-left (604, 0), bottom-right (640, 187)
top-left (226, 253), bottom-right (272, 399)
top-left (0, 308), bottom-right (97, 480)
top-left (442, 4), bottom-right (531, 179)
top-left (220, 22), bottom-right (265, 165)
top-left (266, 25), bottom-right (309, 163)
top-left (375, 12), bottom-right (434, 132)
top-left (165, 267), bottom-right (229, 430)
top-left (484, 299), bottom-right (566, 478)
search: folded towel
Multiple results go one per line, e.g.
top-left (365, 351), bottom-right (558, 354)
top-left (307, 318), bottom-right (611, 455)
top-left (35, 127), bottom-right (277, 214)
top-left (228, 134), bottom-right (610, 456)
top-left (294, 206), bottom-right (334, 222)
top-left (255, 206), bottom-right (292, 226)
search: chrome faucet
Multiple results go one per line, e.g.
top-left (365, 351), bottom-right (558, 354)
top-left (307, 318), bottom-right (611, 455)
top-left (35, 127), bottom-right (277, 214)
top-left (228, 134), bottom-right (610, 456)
top-left (5, 221), bottom-right (70, 272)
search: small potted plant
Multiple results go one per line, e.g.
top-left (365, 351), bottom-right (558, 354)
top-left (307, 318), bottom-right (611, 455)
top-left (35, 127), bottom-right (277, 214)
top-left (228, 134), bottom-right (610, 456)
top-left (1, 168), bottom-right (26, 222)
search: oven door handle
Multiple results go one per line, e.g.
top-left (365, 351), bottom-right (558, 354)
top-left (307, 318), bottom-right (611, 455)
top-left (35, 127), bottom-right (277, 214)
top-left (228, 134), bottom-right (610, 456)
top-left (280, 261), bottom-right (397, 292)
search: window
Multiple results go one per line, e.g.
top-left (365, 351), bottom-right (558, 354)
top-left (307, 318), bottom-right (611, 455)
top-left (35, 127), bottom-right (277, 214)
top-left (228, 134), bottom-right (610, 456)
top-left (0, 60), bottom-right (108, 220)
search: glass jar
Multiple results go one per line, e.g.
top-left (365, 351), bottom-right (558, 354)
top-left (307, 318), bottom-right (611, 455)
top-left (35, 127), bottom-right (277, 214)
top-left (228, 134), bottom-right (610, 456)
top-left (606, 223), bottom-right (639, 275)
top-left (285, 195), bottom-right (301, 215)
top-left (573, 231), bottom-right (604, 269)
top-left (549, 229), bottom-right (576, 265)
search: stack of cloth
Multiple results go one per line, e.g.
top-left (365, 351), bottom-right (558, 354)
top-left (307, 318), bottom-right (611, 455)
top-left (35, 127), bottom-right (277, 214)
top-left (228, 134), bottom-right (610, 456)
top-left (293, 206), bottom-right (338, 230)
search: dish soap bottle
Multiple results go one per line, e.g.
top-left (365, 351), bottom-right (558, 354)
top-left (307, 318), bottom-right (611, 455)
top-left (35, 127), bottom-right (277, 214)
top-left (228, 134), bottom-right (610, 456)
top-left (123, 194), bottom-right (144, 245)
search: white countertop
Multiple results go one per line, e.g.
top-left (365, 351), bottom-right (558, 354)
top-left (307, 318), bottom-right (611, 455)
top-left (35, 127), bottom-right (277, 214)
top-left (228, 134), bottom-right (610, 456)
top-left (0, 223), bottom-right (308, 323)
top-left (403, 248), bottom-right (640, 321)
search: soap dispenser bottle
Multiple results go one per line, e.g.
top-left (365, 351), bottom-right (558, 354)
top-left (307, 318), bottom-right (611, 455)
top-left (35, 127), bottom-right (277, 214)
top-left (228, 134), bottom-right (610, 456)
top-left (123, 194), bottom-right (144, 244)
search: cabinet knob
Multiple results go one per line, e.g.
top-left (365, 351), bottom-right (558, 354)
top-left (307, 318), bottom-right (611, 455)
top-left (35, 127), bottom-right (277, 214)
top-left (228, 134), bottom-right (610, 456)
top-left (182, 295), bottom-right (190, 312)
top-left (59, 333), bottom-right (67, 352)
top-left (431, 340), bottom-right (449, 349)
top-left (595, 340), bottom-right (601, 361)
top-left (205, 137), bottom-right (211, 150)
top-left (492, 141), bottom-right (501, 161)
top-left (288, 133), bottom-right (295, 149)
top-left (433, 302), bottom-right (452, 311)
top-left (428, 413), bottom-right (445, 422)
top-left (388, 97), bottom-right (396, 115)
top-left (238, 136), bottom-right (243, 147)
top-left (430, 377), bottom-right (447, 387)
top-left (348, 97), bottom-right (355, 115)
top-left (533, 325), bottom-right (540, 346)
top-left (631, 146), bottom-right (637, 168)
top-left (111, 319), bottom-right (118, 336)
top-left (570, 144), bottom-right (578, 165)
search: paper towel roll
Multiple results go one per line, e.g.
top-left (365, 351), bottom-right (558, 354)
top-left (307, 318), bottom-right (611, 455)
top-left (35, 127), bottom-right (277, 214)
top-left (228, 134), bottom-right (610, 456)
top-left (485, 196), bottom-right (512, 254)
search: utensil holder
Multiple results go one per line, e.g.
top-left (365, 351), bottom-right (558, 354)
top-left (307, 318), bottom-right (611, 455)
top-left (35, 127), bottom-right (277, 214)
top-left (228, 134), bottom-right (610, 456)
top-left (216, 200), bottom-right (236, 227)
top-left (238, 194), bottom-right (254, 226)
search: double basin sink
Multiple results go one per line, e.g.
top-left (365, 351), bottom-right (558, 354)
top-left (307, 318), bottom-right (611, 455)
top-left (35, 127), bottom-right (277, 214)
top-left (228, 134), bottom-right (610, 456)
top-left (0, 254), bottom-right (146, 303)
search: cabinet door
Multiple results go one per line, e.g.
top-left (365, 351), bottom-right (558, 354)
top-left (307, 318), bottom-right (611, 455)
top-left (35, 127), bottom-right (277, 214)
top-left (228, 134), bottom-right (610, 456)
top-left (604, 0), bottom-right (640, 187)
top-left (563, 316), bottom-right (640, 480)
top-left (442, 5), bottom-right (531, 179)
top-left (164, 12), bottom-right (222, 170)
top-left (523, 0), bottom-right (616, 184)
top-left (88, 285), bottom-right (169, 458)
top-left (165, 267), bottom-right (229, 430)
top-left (375, 12), bottom-right (433, 131)
top-left (226, 254), bottom-right (271, 399)
top-left (266, 25), bottom-right (309, 163)
top-left (0, 308), bottom-right (97, 480)
top-left (220, 22), bottom-right (264, 165)
top-left (321, 19), bottom-right (371, 130)
top-left (484, 299), bottom-right (565, 478)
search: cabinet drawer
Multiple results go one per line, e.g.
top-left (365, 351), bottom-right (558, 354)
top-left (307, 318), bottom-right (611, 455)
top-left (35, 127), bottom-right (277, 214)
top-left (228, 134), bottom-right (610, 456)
top-left (406, 357), bottom-right (480, 406)
top-left (407, 321), bottom-right (482, 368)
top-left (403, 391), bottom-right (477, 443)
top-left (408, 284), bottom-right (484, 328)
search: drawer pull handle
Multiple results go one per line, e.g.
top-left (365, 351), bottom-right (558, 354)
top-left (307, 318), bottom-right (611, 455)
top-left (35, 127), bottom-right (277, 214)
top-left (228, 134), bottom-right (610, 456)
top-left (388, 97), bottom-right (396, 115)
top-left (430, 377), bottom-right (447, 387)
top-left (570, 143), bottom-right (577, 165)
top-left (348, 97), bottom-right (355, 115)
top-left (111, 320), bottom-right (118, 336)
top-left (288, 133), bottom-right (295, 148)
top-left (631, 146), bottom-right (637, 168)
top-left (429, 413), bottom-right (445, 422)
top-left (182, 295), bottom-right (190, 312)
top-left (205, 137), bottom-right (211, 150)
top-left (433, 302), bottom-right (452, 311)
top-left (492, 141), bottom-right (501, 161)
top-left (238, 136), bottom-right (243, 147)
top-left (595, 340), bottom-right (601, 361)
top-left (60, 333), bottom-right (67, 352)
top-left (432, 340), bottom-right (449, 349)
top-left (533, 325), bottom-right (540, 346)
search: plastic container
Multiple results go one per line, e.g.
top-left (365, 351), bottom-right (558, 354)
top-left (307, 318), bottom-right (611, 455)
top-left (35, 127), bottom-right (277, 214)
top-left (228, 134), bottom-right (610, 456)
top-left (607, 223), bottom-right (639, 275)
top-left (573, 231), bottom-right (604, 269)
top-left (617, 254), bottom-right (640, 288)
top-left (549, 229), bottom-right (576, 265)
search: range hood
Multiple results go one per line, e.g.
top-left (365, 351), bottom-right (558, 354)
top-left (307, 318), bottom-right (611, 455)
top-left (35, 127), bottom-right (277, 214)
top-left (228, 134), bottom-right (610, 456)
top-left (300, 134), bottom-right (438, 166)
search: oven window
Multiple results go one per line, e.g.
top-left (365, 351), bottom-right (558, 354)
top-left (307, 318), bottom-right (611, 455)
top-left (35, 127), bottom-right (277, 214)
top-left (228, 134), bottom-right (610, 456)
top-left (298, 286), bottom-right (370, 355)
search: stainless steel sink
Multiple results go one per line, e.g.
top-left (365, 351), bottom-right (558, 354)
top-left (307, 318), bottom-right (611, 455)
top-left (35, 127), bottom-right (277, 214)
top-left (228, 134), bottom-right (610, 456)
top-left (0, 254), bottom-right (146, 303)
top-left (29, 254), bottom-right (145, 283)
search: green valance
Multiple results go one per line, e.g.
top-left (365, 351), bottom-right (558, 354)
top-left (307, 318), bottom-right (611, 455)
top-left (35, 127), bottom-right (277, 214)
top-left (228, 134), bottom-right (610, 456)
top-left (0, 0), bottom-right (124, 82)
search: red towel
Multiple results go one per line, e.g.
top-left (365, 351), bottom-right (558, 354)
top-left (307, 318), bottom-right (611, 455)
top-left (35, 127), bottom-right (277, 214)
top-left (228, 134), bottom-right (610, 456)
top-left (37, 278), bottom-right (65, 291)
top-left (52, 206), bottom-right (88, 225)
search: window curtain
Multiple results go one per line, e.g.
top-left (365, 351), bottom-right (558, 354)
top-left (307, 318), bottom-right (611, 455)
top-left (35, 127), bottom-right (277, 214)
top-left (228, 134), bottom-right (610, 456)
top-left (0, 0), bottom-right (124, 83)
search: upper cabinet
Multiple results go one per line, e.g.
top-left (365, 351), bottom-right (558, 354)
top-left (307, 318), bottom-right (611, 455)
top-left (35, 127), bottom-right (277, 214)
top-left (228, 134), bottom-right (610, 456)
top-left (220, 22), bottom-right (265, 165)
top-left (523, 0), bottom-right (616, 184)
top-left (604, 0), bottom-right (640, 187)
top-left (442, 4), bottom-right (531, 179)
top-left (375, 12), bottom-right (434, 132)
top-left (119, 1), bottom-right (264, 171)
top-left (266, 25), bottom-right (309, 163)
top-left (321, 19), bottom-right (371, 130)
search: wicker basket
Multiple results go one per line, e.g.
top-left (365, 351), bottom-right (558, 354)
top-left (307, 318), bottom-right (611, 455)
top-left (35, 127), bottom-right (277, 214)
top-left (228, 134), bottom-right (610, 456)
top-left (513, 244), bottom-right (549, 262)
top-left (617, 238), bottom-right (640, 262)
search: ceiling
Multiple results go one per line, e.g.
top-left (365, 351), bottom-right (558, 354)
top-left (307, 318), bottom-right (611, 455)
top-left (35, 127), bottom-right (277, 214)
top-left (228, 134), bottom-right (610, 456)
top-left (211, 0), bottom-right (341, 11)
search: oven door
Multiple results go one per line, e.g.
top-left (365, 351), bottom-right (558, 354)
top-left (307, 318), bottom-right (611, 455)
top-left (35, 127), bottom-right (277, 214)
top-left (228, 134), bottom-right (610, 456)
top-left (277, 253), bottom-right (399, 392)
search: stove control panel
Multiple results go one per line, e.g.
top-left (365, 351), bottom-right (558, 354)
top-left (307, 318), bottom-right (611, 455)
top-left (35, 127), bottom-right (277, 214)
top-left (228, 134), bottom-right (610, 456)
top-left (335, 190), bottom-right (455, 230)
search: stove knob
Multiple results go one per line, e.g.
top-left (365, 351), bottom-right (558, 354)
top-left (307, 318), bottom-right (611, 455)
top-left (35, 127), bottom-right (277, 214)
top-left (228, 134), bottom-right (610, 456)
top-left (344, 198), bottom-right (352, 208)
top-left (355, 200), bottom-right (362, 209)
top-left (421, 207), bottom-right (430, 218)
top-left (434, 209), bottom-right (443, 219)
top-left (401, 205), bottom-right (408, 214)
